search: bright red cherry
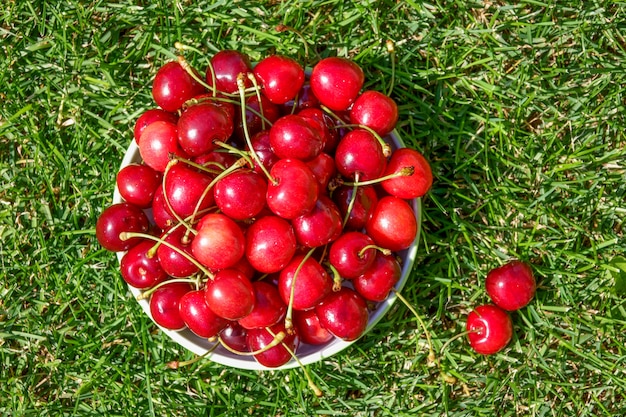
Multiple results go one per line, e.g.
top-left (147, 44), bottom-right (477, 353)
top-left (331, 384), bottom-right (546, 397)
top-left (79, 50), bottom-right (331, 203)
top-left (245, 215), bottom-right (297, 274)
top-left (177, 102), bottom-right (233, 157)
top-left (247, 322), bottom-right (299, 368)
top-left (238, 281), bottom-right (286, 330)
top-left (205, 269), bottom-right (255, 321)
top-left (116, 163), bottom-right (162, 209)
top-left (253, 55), bottom-right (305, 105)
top-left (269, 114), bottom-right (324, 161)
top-left (366, 196), bottom-right (418, 252)
top-left (278, 254), bottom-right (333, 311)
top-left (466, 304), bottom-right (513, 355)
top-left (334, 129), bottom-right (386, 181)
top-left (328, 231), bottom-right (377, 279)
top-left (120, 240), bottom-right (168, 289)
top-left (152, 61), bottom-right (206, 113)
top-left (213, 169), bottom-right (267, 220)
top-left (315, 287), bottom-right (369, 341)
top-left (179, 289), bottom-right (228, 338)
top-left (163, 162), bottom-right (214, 220)
top-left (266, 158), bottom-right (318, 219)
top-left (349, 90), bottom-right (398, 136)
top-left (381, 148), bottom-right (433, 199)
top-left (353, 252), bottom-right (401, 302)
top-left (291, 195), bottom-right (343, 248)
top-left (156, 226), bottom-right (199, 278)
top-left (310, 57), bottom-right (364, 111)
top-left (192, 213), bottom-right (245, 271)
top-left (149, 281), bottom-right (191, 330)
top-left (485, 260), bottom-right (536, 311)
top-left (96, 202), bottom-right (150, 252)
top-left (133, 108), bottom-right (178, 144)
top-left (205, 49), bottom-right (253, 94)
top-left (138, 120), bottom-right (185, 172)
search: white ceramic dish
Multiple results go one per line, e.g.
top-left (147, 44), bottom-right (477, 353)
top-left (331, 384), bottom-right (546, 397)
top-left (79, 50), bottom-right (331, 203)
top-left (113, 130), bottom-right (421, 370)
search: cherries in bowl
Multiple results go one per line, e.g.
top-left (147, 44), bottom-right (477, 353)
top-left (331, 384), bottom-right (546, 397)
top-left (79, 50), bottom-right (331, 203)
top-left (101, 50), bottom-right (430, 371)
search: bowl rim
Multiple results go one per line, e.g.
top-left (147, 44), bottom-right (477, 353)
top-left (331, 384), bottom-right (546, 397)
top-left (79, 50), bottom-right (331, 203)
top-left (112, 130), bottom-right (421, 370)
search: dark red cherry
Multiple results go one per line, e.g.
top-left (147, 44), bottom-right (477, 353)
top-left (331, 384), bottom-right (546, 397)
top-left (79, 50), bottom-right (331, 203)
top-left (292, 309), bottom-right (334, 345)
top-left (120, 240), bottom-right (168, 289)
top-left (213, 169), bottom-right (267, 220)
top-left (205, 269), bottom-right (255, 321)
top-left (177, 102), bottom-right (233, 157)
top-left (152, 61), bottom-right (206, 113)
top-left (381, 148), bottom-right (433, 199)
top-left (179, 289), bottom-right (228, 338)
top-left (266, 158), bottom-right (318, 219)
top-left (245, 215), bottom-right (297, 274)
top-left (333, 184), bottom-right (378, 231)
top-left (238, 281), bottom-right (286, 330)
top-left (96, 202), bottom-right (150, 252)
top-left (334, 129), bottom-right (386, 181)
top-left (151, 186), bottom-right (176, 230)
top-left (310, 57), bottom-right (364, 111)
top-left (281, 83), bottom-right (320, 114)
top-left (219, 322), bottom-right (249, 353)
top-left (349, 90), bottom-right (399, 136)
top-left (156, 226), bottom-right (199, 278)
top-left (192, 213), bottom-right (245, 271)
top-left (116, 163), bottom-right (162, 209)
top-left (485, 260), bottom-right (536, 311)
top-left (466, 304), bottom-right (513, 355)
top-left (253, 55), bottom-right (305, 105)
top-left (134, 108), bottom-right (178, 145)
top-left (247, 322), bottom-right (299, 368)
top-left (248, 130), bottom-right (279, 175)
top-left (233, 94), bottom-right (281, 143)
top-left (149, 281), bottom-right (191, 330)
top-left (305, 152), bottom-right (336, 193)
top-left (206, 49), bottom-right (253, 94)
top-left (278, 254), bottom-right (333, 311)
top-left (366, 196), bottom-right (418, 252)
top-left (315, 287), bottom-right (369, 341)
top-left (353, 252), bottom-right (401, 302)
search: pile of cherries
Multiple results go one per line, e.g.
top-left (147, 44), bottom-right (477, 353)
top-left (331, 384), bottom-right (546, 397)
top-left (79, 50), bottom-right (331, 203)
top-left (96, 49), bottom-right (433, 368)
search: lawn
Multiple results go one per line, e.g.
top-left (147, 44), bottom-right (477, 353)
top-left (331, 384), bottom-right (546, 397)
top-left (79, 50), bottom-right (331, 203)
top-left (1, 0), bottom-right (625, 416)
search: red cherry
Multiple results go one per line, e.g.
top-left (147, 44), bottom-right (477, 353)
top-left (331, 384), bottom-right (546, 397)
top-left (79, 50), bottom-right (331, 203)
top-left (96, 202), bottom-right (150, 252)
top-left (328, 231), bottom-right (377, 279)
top-left (213, 169), bottom-right (267, 220)
top-left (332, 184), bottom-right (378, 231)
top-left (282, 83), bottom-right (320, 114)
top-left (245, 215), bottom-right (297, 274)
top-left (292, 309), bottom-right (334, 345)
top-left (253, 55), bottom-right (305, 104)
top-left (278, 254), bottom-right (333, 311)
top-left (177, 102), bottom-right (233, 157)
top-left (269, 114), bottom-right (324, 161)
top-left (233, 94), bottom-right (281, 143)
top-left (138, 120), bottom-right (185, 172)
top-left (205, 49), bottom-right (253, 94)
top-left (266, 158), bottom-right (318, 219)
top-left (205, 269), bottom-right (255, 321)
top-left (466, 304), bottom-right (513, 355)
top-left (305, 152), bottom-right (336, 193)
top-left (149, 281), bottom-right (191, 330)
top-left (334, 129), bottom-right (386, 181)
top-left (151, 186), bottom-right (176, 230)
top-left (238, 281), bottom-right (286, 330)
top-left (246, 322), bottom-right (299, 368)
top-left (366, 196), bottom-right (418, 252)
top-left (353, 252), bottom-right (401, 302)
top-left (310, 57), bottom-right (364, 111)
top-left (219, 322), bottom-right (249, 353)
top-left (179, 289), bottom-right (228, 338)
top-left (163, 162), bottom-right (214, 220)
top-left (248, 130), bottom-right (279, 175)
top-left (192, 213), bottom-right (245, 271)
top-left (315, 287), bottom-right (369, 341)
top-left (133, 108), bottom-right (178, 145)
top-left (381, 148), bottom-right (433, 199)
top-left (152, 61), bottom-right (206, 113)
top-left (485, 260), bottom-right (536, 311)
top-left (116, 163), bottom-right (162, 209)
top-left (156, 226), bottom-right (199, 278)
top-left (120, 240), bottom-right (168, 289)
top-left (291, 195), bottom-right (343, 248)
top-left (349, 90), bottom-right (399, 136)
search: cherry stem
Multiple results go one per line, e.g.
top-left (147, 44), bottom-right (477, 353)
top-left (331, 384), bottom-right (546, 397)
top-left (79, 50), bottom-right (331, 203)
top-left (214, 140), bottom-right (254, 168)
top-left (284, 247), bottom-right (317, 333)
top-left (246, 73), bottom-right (267, 131)
top-left (386, 40), bottom-right (396, 96)
top-left (119, 231), bottom-right (215, 282)
top-left (327, 264), bottom-right (343, 292)
top-left (134, 276), bottom-right (200, 301)
top-left (237, 73), bottom-right (277, 185)
top-left (266, 326), bottom-right (324, 397)
top-left (217, 330), bottom-right (286, 356)
top-left (392, 289), bottom-right (436, 366)
top-left (167, 341), bottom-right (219, 369)
top-left (358, 244), bottom-right (391, 258)
top-left (341, 172), bottom-right (360, 228)
top-left (340, 167), bottom-right (414, 187)
top-left (275, 24), bottom-right (311, 61)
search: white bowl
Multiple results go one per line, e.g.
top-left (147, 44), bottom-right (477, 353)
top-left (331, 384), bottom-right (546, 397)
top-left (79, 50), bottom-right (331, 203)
top-left (113, 131), bottom-right (421, 370)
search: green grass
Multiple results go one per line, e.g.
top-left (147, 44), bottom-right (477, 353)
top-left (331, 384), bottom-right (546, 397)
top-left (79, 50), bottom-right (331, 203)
top-left (1, 0), bottom-right (625, 415)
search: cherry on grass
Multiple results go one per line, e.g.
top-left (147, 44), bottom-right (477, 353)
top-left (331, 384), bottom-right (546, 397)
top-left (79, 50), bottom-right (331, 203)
top-left (152, 61), bottom-right (206, 113)
top-left (310, 56), bottom-right (364, 111)
top-left (485, 260), bottom-right (536, 311)
top-left (253, 55), bottom-right (305, 105)
top-left (466, 304), bottom-right (513, 355)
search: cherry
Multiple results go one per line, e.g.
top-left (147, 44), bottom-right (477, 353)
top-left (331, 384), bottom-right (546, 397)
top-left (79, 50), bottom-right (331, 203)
top-left (96, 202), bottom-right (150, 252)
top-left (292, 309), bottom-right (334, 345)
top-left (179, 289), bottom-right (228, 338)
top-left (219, 322), bottom-right (249, 352)
top-left (253, 55), bottom-right (305, 105)
top-left (310, 57), bottom-right (364, 111)
top-left (328, 231), bottom-right (377, 279)
top-left (205, 49), bottom-right (253, 94)
top-left (247, 322), bottom-right (299, 368)
top-left (315, 287), bottom-right (369, 341)
top-left (366, 196), bottom-right (418, 252)
top-left (266, 158), bottom-right (318, 219)
top-left (269, 114), bottom-right (324, 161)
top-left (213, 169), bottom-right (267, 220)
top-left (138, 120), bottom-right (185, 172)
top-left (152, 61), bottom-right (206, 113)
top-left (133, 108), bottom-right (178, 145)
top-left (193, 150), bottom-right (239, 170)
top-left (298, 108), bottom-right (337, 152)
top-left (177, 102), bottom-right (233, 157)
top-left (151, 186), bottom-right (176, 230)
top-left (291, 195), bottom-right (343, 248)
top-left (156, 226), bottom-right (199, 278)
top-left (120, 240), bottom-right (168, 289)
top-left (245, 215), bottom-right (297, 274)
top-left (381, 148), bottom-right (433, 199)
top-left (163, 162), bottom-right (214, 220)
top-left (334, 129), bottom-right (386, 181)
top-left (248, 130), bottom-right (279, 175)
top-left (305, 152), bottom-right (336, 193)
top-left (349, 90), bottom-right (398, 136)
top-left (233, 94), bottom-right (281, 143)
top-left (192, 213), bottom-right (245, 271)
top-left (485, 260), bottom-right (536, 311)
top-left (332, 184), bottom-right (378, 231)
top-left (205, 268), bottom-right (255, 320)
top-left (116, 163), bottom-right (162, 209)
top-left (149, 281), bottom-right (191, 330)
top-left (466, 304), bottom-right (513, 355)
top-left (353, 252), bottom-right (401, 302)
top-left (238, 281), bottom-right (286, 330)
top-left (278, 254), bottom-right (333, 311)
